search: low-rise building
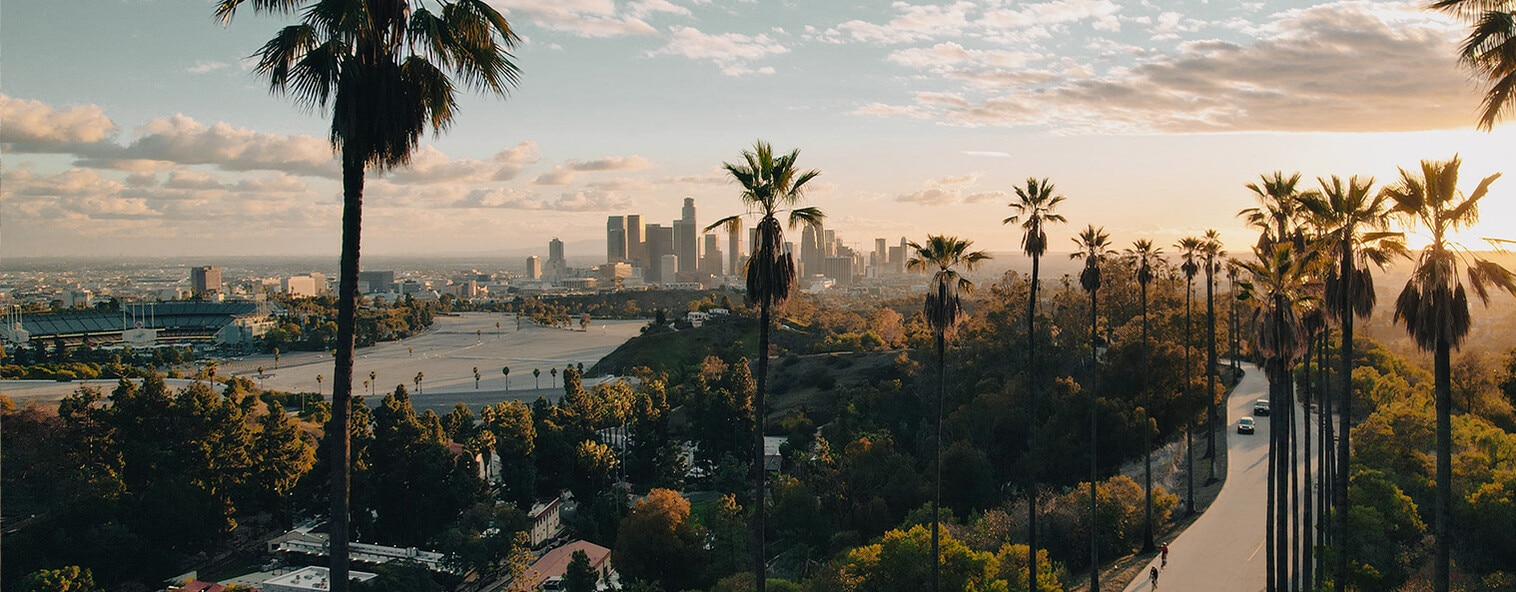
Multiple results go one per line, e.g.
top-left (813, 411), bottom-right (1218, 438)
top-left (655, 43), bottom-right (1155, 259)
top-left (262, 566), bottom-right (377, 592)
top-left (524, 540), bottom-right (616, 592)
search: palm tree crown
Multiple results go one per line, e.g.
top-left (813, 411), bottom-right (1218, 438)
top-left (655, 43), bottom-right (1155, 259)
top-left (1430, 0), bottom-right (1516, 130)
top-left (1004, 178), bottom-right (1068, 259)
top-left (707, 140), bottom-right (823, 310)
top-left (1242, 171), bottom-right (1305, 244)
top-left (218, 0), bottom-right (521, 170)
top-left (1299, 175), bottom-right (1406, 323)
top-left (909, 235), bottom-right (991, 336)
top-left (1071, 225), bottom-right (1115, 295)
top-left (1126, 240), bottom-right (1164, 288)
top-left (1383, 158), bottom-right (1514, 349)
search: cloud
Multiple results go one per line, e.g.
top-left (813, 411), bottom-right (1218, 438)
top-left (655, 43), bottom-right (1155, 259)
top-left (649, 26), bottom-right (788, 76)
top-left (492, 0), bottom-right (660, 37)
top-left (533, 154), bottom-right (651, 184)
top-left (896, 173), bottom-right (989, 205)
top-left (534, 165), bottom-right (577, 185)
top-left (859, 1), bottom-right (1480, 133)
top-left (452, 187), bottom-right (633, 211)
top-left (382, 141), bottom-right (541, 184)
top-left (0, 95), bottom-right (117, 153)
top-left (187, 60), bottom-right (232, 74)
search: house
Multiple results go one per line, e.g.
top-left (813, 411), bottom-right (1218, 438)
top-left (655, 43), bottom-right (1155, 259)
top-left (529, 495), bottom-right (565, 548)
top-left (262, 566), bottom-right (377, 592)
top-left (524, 540), bottom-right (616, 592)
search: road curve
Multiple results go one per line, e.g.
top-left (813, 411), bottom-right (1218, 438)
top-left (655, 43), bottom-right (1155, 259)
top-left (1122, 365), bottom-right (1305, 592)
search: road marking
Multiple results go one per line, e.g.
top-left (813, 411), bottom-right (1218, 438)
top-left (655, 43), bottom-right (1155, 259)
top-left (1248, 540), bottom-right (1264, 562)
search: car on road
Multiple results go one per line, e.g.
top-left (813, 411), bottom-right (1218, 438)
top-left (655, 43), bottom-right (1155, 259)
top-left (1238, 417), bottom-right (1256, 434)
top-left (1254, 399), bottom-right (1271, 416)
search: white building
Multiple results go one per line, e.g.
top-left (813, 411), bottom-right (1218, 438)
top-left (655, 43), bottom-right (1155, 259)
top-left (658, 254), bottom-right (678, 286)
top-left (262, 566), bottom-right (376, 592)
top-left (282, 274), bottom-right (325, 298)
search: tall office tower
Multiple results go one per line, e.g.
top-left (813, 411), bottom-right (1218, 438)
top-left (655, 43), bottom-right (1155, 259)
top-left (800, 224), bottom-right (821, 277)
top-left (675, 197), bottom-right (699, 273)
top-left (823, 229), bottom-right (837, 257)
top-left (626, 214), bottom-right (644, 267)
top-left (659, 254), bottom-right (679, 286)
top-left (701, 233), bottom-right (723, 276)
top-left (191, 266), bottom-right (223, 294)
top-left (525, 256), bottom-right (542, 280)
top-left (824, 256), bottom-right (855, 285)
top-left (888, 245), bottom-right (906, 274)
top-left (875, 238), bottom-right (887, 266)
top-left (607, 216), bottom-right (627, 263)
top-left (727, 217), bottom-right (743, 275)
top-left (644, 224), bottom-right (674, 283)
top-left (547, 238), bottom-right (566, 280)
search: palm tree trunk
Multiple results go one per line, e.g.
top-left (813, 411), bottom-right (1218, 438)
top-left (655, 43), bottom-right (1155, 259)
top-left (1206, 264), bottom-right (1218, 483)
top-left (1028, 255), bottom-right (1042, 589)
top-left (329, 148), bottom-right (364, 592)
top-left (1318, 329), bottom-right (1331, 562)
top-left (1185, 281), bottom-right (1194, 515)
top-left (1302, 334), bottom-right (1314, 591)
top-left (754, 302), bottom-right (771, 592)
top-left (1089, 288), bottom-right (1100, 592)
top-left (1435, 337), bottom-right (1452, 592)
top-left (934, 332), bottom-right (945, 592)
top-left (1141, 280), bottom-right (1155, 553)
top-left (1290, 369), bottom-right (1299, 592)
top-left (1267, 358), bottom-right (1279, 592)
top-left (1335, 260), bottom-right (1353, 592)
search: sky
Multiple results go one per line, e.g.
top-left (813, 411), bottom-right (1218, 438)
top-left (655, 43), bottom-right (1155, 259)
top-left (2, 0), bottom-right (1514, 263)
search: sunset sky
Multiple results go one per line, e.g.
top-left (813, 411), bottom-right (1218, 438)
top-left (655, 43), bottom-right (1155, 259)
top-left (2, 0), bottom-right (1512, 262)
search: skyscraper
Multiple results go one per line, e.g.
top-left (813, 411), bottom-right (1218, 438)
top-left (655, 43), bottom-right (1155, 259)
top-left (607, 216), bottom-right (627, 263)
top-left (701, 233), bottom-right (723, 276)
top-left (626, 214), bottom-right (643, 267)
top-left (547, 238), bottom-right (566, 281)
top-left (644, 224), bottom-right (674, 283)
top-left (191, 266), bottom-right (222, 294)
top-left (676, 197), bottom-right (699, 274)
top-left (525, 256), bottom-right (542, 280)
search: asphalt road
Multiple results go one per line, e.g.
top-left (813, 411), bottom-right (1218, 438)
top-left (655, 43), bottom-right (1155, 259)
top-left (1122, 365), bottom-right (1309, 592)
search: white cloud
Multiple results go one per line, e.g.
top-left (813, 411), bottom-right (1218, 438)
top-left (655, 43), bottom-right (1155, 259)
top-left (649, 26), bottom-right (788, 76)
top-left (896, 173), bottom-right (988, 205)
top-left (0, 95), bottom-right (117, 152)
top-left (490, 0), bottom-right (659, 37)
top-left (187, 60), bottom-right (232, 74)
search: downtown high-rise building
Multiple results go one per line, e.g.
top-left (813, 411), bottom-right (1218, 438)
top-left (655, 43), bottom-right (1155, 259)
top-left (728, 217), bottom-right (743, 276)
top-left (701, 233), bottom-right (723, 276)
top-left (607, 216), bottom-right (627, 263)
top-left (547, 238), bottom-right (566, 280)
top-left (626, 214), bottom-right (643, 267)
top-left (643, 224), bottom-right (674, 284)
top-left (674, 197), bottom-right (699, 274)
top-left (525, 256), bottom-right (542, 280)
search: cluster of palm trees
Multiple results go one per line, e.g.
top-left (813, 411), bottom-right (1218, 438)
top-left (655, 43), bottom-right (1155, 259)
top-left (1236, 159), bottom-right (1514, 592)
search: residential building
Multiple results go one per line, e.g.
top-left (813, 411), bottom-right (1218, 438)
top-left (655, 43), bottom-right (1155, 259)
top-left (524, 540), bottom-right (616, 592)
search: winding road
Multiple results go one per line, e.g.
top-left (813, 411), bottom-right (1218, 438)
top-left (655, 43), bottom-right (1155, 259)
top-left (1122, 365), bottom-right (1309, 592)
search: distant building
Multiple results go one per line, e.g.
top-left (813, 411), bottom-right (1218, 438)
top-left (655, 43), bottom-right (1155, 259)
top-left (547, 238), bottom-right (567, 281)
top-left (524, 540), bottom-right (616, 592)
top-left (530, 496), bottom-right (566, 548)
top-left (191, 266), bottom-right (222, 294)
top-left (599, 262), bottom-right (632, 286)
top-left (643, 224), bottom-right (673, 284)
top-left (606, 216), bottom-right (627, 263)
top-left (825, 256), bottom-right (855, 285)
top-left (675, 198), bottom-right (699, 273)
top-left (262, 566), bottom-right (377, 592)
top-left (700, 233), bottom-right (723, 276)
top-left (282, 274), bottom-right (325, 298)
top-left (658, 254), bottom-right (678, 286)
top-left (626, 214), bottom-right (644, 267)
top-left (526, 256), bottom-right (543, 280)
top-left (358, 270), bottom-right (396, 294)
top-left (727, 218), bottom-right (743, 276)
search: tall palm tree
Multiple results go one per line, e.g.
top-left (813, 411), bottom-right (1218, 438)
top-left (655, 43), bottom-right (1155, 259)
top-left (1239, 243), bottom-right (1320, 592)
top-left (1125, 239), bottom-right (1163, 553)
top-left (1177, 236), bottom-right (1204, 516)
top-left (1239, 171), bottom-right (1305, 592)
top-left (1429, 0), bottom-right (1516, 130)
top-left (908, 235), bottom-right (989, 592)
top-left (1298, 174), bottom-right (1405, 591)
top-left (1003, 177), bottom-right (1067, 585)
top-left (1071, 225), bottom-right (1114, 592)
top-left (1383, 157), bottom-right (1513, 592)
top-left (1202, 230), bottom-right (1225, 482)
top-left (706, 140), bottom-right (822, 592)
top-left (216, 2), bottom-right (519, 587)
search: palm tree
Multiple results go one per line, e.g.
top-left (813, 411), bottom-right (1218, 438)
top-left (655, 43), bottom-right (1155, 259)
top-left (369, 371), bottom-right (377, 397)
top-left (502, 366), bottom-right (510, 391)
top-left (1243, 172), bottom-right (1305, 246)
top-left (551, 367), bottom-right (558, 388)
top-left (473, 367), bottom-right (481, 390)
top-left (908, 235), bottom-right (990, 592)
top-left (1383, 157), bottom-right (1514, 592)
top-left (216, 1), bottom-right (519, 586)
top-left (1202, 230), bottom-right (1226, 483)
top-left (1071, 224), bottom-right (1114, 592)
top-left (1003, 177), bottom-right (1067, 583)
top-left (533, 368), bottom-right (540, 389)
top-left (1240, 242), bottom-right (1320, 592)
top-left (316, 374), bottom-right (324, 397)
top-left (1429, 0), bottom-right (1516, 130)
top-left (414, 371), bottom-right (424, 395)
top-left (705, 140), bottom-right (823, 592)
top-left (1125, 239), bottom-right (1163, 553)
top-left (1298, 174), bottom-right (1405, 591)
top-left (1177, 236), bottom-right (1204, 516)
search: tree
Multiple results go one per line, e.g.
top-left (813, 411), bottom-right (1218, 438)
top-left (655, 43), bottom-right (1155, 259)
top-left (534, 368), bottom-right (541, 389)
top-left (1298, 173), bottom-right (1405, 590)
top-left (1429, 0), bottom-right (1516, 130)
top-left (1070, 224), bottom-right (1114, 592)
top-left (502, 366), bottom-right (510, 391)
top-left (705, 140), bottom-right (823, 592)
top-left (907, 235), bottom-right (990, 592)
top-left (1383, 157), bottom-right (1514, 592)
top-left (1177, 236), bottom-right (1204, 517)
top-left (564, 549), bottom-right (598, 592)
top-left (18, 566), bottom-right (102, 592)
top-left (613, 488), bottom-right (708, 592)
top-left (214, 0), bottom-right (520, 586)
top-left (414, 372), bottom-right (424, 395)
top-left (833, 525), bottom-right (1009, 592)
top-left (1124, 238), bottom-right (1163, 553)
top-left (1239, 243), bottom-right (1318, 592)
top-left (251, 400), bottom-right (316, 522)
top-left (474, 366), bottom-right (480, 390)
top-left (1201, 229), bottom-right (1226, 480)
top-left (552, 367), bottom-right (559, 388)
top-left (1003, 177), bottom-right (1067, 584)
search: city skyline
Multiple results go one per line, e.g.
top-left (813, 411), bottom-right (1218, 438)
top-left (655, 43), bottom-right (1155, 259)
top-left (3, 0), bottom-right (1514, 259)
